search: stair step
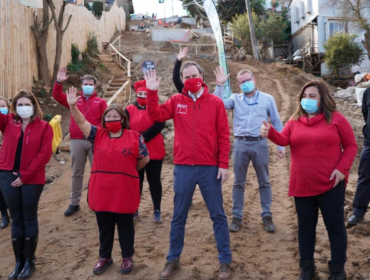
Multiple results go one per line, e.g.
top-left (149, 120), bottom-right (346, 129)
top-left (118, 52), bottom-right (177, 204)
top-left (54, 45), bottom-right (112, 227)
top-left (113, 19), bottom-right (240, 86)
top-left (112, 78), bottom-right (127, 83)
top-left (110, 82), bottom-right (126, 86)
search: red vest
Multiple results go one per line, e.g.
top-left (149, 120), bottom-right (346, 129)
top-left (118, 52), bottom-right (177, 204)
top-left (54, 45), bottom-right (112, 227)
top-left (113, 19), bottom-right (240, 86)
top-left (126, 105), bottom-right (166, 160)
top-left (88, 128), bottom-right (140, 214)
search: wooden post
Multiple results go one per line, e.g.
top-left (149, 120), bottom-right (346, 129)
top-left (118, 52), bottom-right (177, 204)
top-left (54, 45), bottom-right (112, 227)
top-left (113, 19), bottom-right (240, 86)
top-left (244, 0), bottom-right (259, 60)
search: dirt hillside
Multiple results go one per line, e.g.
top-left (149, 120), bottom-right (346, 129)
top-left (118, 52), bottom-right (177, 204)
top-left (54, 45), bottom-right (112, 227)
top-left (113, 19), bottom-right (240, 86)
top-left (0, 32), bottom-right (369, 280)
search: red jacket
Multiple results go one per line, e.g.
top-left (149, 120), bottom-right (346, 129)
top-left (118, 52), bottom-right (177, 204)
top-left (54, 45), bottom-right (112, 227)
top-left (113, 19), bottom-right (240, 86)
top-left (126, 104), bottom-right (166, 160)
top-left (268, 112), bottom-right (357, 197)
top-left (0, 114), bottom-right (53, 185)
top-left (147, 86), bottom-right (230, 168)
top-left (52, 82), bottom-right (107, 139)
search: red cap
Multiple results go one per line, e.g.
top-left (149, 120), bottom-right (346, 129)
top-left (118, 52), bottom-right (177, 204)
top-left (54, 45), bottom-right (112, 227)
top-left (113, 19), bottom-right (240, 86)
top-left (134, 80), bottom-right (147, 93)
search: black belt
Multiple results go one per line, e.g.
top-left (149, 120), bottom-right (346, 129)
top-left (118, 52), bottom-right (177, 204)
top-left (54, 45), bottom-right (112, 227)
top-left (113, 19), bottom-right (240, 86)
top-left (235, 136), bottom-right (262, 141)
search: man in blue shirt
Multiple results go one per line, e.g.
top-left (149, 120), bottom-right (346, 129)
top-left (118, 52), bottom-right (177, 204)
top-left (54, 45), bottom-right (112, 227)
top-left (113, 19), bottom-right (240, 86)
top-left (215, 67), bottom-right (285, 233)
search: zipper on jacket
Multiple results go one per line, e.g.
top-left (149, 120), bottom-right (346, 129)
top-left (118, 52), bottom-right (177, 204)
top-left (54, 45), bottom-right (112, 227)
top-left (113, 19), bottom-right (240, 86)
top-left (192, 102), bottom-right (196, 165)
top-left (19, 128), bottom-right (29, 172)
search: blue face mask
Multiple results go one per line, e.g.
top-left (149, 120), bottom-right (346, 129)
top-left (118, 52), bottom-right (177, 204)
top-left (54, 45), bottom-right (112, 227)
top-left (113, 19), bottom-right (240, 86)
top-left (82, 85), bottom-right (94, 96)
top-left (241, 81), bottom-right (255, 93)
top-left (0, 108), bottom-right (8, 115)
top-left (301, 98), bottom-right (319, 114)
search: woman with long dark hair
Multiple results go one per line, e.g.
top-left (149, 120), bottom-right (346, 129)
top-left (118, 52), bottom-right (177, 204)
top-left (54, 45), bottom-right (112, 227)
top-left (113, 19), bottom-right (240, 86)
top-left (261, 81), bottom-right (357, 280)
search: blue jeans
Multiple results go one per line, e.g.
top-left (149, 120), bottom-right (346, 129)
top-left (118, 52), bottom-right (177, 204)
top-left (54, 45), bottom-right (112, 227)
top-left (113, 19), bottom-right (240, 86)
top-left (167, 165), bottom-right (232, 264)
top-left (232, 138), bottom-right (272, 218)
top-left (352, 145), bottom-right (370, 218)
top-left (0, 171), bottom-right (44, 238)
top-left (294, 180), bottom-right (347, 265)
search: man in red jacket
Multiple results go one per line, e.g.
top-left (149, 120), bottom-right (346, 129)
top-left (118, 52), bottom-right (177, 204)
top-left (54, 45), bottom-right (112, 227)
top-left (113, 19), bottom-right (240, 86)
top-left (53, 67), bottom-right (107, 217)
top-left (146, 62), bottom-right (232, 280)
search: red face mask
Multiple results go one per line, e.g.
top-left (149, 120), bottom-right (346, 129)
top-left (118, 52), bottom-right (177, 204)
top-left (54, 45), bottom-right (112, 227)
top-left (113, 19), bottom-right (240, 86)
top-left (184, 78), bottom-right (203, 94)
top-left (137, 97), bottom-right (147, 106)
top-left (105, 120), bottom-right (122, 133)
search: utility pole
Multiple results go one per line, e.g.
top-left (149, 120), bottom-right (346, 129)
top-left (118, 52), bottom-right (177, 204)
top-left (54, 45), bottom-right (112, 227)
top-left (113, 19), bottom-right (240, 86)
top-left (244, 0), bottom-right (259, 60)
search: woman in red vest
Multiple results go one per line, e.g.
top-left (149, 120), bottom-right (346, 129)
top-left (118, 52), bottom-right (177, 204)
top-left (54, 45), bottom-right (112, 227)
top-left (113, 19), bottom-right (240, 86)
top-left (0, 91), bottom-right (53, 280)
top-left (66, 86), bottom-right (149, 276)
top-left (126, 80), bottom-right (166, 223)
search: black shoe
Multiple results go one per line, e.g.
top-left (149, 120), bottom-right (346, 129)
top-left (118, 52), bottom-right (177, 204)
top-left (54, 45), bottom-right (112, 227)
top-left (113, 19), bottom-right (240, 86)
top-left (8, 236), bottom-right (25, 280)
top-left (1, 211), bottom-right (10, 229)
top-left (347, 214), bottom-right (363, 226)
top-left (17, 237), bottom-right (38, 279)
top-left (328, 261), bottom-right (346, 280)
top-left (299, 259), bottom-right (315, 280)
top-left (229, 217), bottom-right (242, 232)
top-left (64, 205), bottom-right (80, 217)
top-left (262, 216), bottom-right (276, 233)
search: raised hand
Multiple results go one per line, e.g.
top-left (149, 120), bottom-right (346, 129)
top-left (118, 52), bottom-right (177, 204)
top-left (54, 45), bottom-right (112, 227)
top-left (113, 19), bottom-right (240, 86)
top-left (214, 66), bottom-right (230, 86)
top-left (177, 47), bottom-right (189, 61)
top-left (57, 67), bottom-right (69, 83)
top-left (66, 86), bottom-right (80, 106)
top-left (260, 120), bottom-right (271, 138)
top-left (144, 69), bottom-right (162, 91)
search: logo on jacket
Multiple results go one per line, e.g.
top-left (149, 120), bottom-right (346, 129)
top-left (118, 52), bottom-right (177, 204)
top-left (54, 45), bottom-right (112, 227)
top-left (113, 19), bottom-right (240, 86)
top-left (176, 104), bottom-right (188, 114)
top-left (122, 148), bottom-right (132, 157)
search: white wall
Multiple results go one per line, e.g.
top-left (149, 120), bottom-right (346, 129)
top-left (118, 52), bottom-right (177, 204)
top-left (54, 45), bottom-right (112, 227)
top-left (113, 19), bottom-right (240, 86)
top-left (18, 0), bottom-right (43, 8)
top-left (290, 0), bottom-right (319, 35)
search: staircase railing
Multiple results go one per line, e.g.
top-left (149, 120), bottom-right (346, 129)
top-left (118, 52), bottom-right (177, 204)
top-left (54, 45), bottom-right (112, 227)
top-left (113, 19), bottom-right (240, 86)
top-left (109, 36), bottom-right (131, 78)
top-left (107, 35), bottom-right (132, 106)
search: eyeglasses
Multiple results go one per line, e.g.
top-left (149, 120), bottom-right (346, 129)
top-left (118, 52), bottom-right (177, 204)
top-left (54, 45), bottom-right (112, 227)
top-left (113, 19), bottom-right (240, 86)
top-left (238, 78), bottom-right (253, 85)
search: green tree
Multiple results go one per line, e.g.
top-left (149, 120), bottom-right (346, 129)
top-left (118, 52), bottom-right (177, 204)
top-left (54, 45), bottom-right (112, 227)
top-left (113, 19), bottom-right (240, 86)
top-left (84, 2), bottom-right (92, 11)
top-left (231, 11), bottom-right (289, 59)
top-left (216, 0), bottom-right (265, 22)
top-left (182, 0), bottom-right (207, 18)
top-left (324, 33), bottom-right (364, 76)
top-left (92, 1), bottom-right (104, 17)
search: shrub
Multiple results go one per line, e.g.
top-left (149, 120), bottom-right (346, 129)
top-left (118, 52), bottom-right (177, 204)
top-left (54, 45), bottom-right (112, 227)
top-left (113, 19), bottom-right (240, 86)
top-left (324, 33), bottom-right (364, 77)
top-left (71, 43), bottom-right (80, 64)
top-left (92, 1), bottom-right (103, 17)
top-left (86, 32), bottom-right (100, 57)
top-left (84, 2), bottom-right (91, 11)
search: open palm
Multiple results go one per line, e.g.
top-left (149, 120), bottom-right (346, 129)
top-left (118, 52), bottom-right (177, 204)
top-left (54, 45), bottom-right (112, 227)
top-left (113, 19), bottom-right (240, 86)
top-left (57, 67), bottom-right (69, 83)
top-left (177, 47), bottom-right (189, 61)
top-left (66, 86), bottom-right (80, 106)
top-left (144, 69), bottom-right (162, 91)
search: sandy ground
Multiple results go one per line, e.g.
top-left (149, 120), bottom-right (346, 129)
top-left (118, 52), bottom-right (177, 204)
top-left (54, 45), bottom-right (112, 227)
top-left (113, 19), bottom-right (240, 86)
top-left (1, 33), bottom-right (370, 280)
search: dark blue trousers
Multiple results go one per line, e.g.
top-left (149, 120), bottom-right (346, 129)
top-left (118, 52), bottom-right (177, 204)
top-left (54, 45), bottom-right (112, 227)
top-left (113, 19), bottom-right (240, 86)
top-left (0, 171), bottom-right (43, 238)
top-left (0, 185), bottom-right (7, 212)
top-left (167, 165), bottom-right (232, 264)
top-left (294, 181), bottom-right (347, 265)
top-left (352, 145), bottom-right (370, 218)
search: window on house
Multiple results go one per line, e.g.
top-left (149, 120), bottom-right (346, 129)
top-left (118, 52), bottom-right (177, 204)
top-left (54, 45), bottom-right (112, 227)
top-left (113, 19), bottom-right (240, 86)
top-left (326, 21), bottom-right (346, 39)
top-left (306, 0), bottom-right (312, 14)
top-left (300, 2), bottom-right (305, 19)
top-left (294, 6), bottom-right (299, 23)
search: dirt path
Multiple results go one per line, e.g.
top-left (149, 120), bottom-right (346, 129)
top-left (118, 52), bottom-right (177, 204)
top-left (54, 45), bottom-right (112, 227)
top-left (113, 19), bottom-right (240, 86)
top-left (1, 37), bottom-right (370, 279)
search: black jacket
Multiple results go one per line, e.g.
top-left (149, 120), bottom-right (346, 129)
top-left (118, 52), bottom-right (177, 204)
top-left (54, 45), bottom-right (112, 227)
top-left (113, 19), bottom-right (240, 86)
top-left (362, 87), bottom-right (370, 146)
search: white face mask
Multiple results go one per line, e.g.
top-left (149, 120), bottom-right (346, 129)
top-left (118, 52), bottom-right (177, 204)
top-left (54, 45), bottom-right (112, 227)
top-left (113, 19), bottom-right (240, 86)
top-left (16, 106), bottom-right (34, 119)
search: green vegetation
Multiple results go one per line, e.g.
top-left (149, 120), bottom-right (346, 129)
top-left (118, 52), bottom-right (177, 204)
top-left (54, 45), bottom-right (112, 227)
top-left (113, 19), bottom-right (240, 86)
top-left (216, 0), bottom-right (266, 22)
top-left (324, 33), bottom-right (364, 77)
top-left (231, 11), bottom-right (289, 59)
top-left (92, 1), bottom-right (103, 17)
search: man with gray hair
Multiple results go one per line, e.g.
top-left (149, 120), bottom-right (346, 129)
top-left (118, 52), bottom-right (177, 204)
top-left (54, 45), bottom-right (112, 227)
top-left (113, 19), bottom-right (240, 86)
top-left (214, 67), bottom-right (285, 233)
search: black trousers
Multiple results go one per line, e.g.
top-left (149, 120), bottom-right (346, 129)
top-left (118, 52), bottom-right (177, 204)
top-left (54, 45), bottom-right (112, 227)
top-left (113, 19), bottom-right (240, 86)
top-left (138, 159), bottom-right (163, 211)
top-left (294, 180), bottom-right (347, 266)
top-left (0, 171), bottom-right (43, 238)
top-left (353, 145), bottom-right (370, 217)
top-left (0, 185), bottom-right (7, 212)
top-left (95, 212), bottom-right (135, 259)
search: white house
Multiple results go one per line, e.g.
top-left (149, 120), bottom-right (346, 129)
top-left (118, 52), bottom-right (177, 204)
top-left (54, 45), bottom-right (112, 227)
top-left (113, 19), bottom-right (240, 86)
top-left (289, 0), bottom-right (370, 75)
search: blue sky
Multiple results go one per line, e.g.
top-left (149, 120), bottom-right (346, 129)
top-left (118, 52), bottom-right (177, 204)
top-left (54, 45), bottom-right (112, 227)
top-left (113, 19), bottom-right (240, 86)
top-left (132, 0), bottom-right (189, 18)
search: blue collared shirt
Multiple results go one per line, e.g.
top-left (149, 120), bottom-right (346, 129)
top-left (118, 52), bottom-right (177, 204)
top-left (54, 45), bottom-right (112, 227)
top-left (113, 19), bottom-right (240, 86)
top-left (214, 88), bottom-right (284, 151)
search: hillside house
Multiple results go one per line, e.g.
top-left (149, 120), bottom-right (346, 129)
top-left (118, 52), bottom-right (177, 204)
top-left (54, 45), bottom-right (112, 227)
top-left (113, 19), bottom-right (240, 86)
top-left (289, 0), bottom-right (370, 75)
